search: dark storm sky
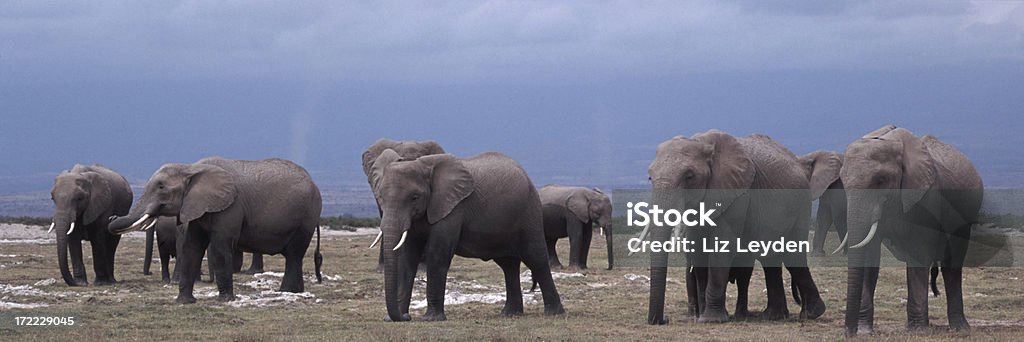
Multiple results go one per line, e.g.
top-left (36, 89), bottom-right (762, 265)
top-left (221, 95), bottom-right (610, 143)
top-left (2, 1), bottom-right (1022, 192)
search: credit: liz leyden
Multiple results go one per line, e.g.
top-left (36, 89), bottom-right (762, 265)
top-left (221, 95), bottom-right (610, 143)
top-left (627, 236), bottom-right (810, 257)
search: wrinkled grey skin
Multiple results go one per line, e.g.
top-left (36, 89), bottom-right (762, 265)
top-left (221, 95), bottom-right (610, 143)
top-left (840, 125), bottom-right (982, 337)
top-left (371, 150), bottom-right (564, 321)
top-left (49, 164), bottom-right (132, 286)
top-left (109, 157), bottom-right (323, 304)
top-left (362, 138), bottom-right (446, 272)
top-left (646, 130), bottom-right (827, 324)
top-left (144, 222), bottom-right (261, 278)
top-left (798, 150), bottom-right (847, 257)
top-left (538, 185), bottom-right (614, 270)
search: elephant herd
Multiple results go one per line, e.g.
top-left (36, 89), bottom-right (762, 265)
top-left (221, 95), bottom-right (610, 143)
top-left (44, 125), bottom-right (982, 337)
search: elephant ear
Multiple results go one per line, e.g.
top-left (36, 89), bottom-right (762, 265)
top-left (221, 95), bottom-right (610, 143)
top-left (421, 140), bottom-right (446, 155)
top-left (800, 150), bottom-right (843, 200)
top-left (566, 190), bottom-right (591, 223)
top-left (419, 154), bottom-right (474, 224)
top-left (883, 128), bottom-right (937, 212)
top-left (180, 164), bottom-right (238, 224)
top-left (369, 149), bottom-right (402, 199)
top-left (362, 138), bottom-right (400, 176)
top-left (81, 171), bottom-right (112, 225)
top-left (693, 130), bottom-right (754, 209)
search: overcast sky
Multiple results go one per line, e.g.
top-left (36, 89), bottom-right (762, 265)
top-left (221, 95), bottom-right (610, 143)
top-left (1, 1), bottom-right (1022, 191)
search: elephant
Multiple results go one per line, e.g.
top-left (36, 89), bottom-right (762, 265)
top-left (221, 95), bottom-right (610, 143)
top-left (798, 150), bottom-right (847, 257)
top-left (538, 185), bottom-right (614, 270)
top-left (108, 157), bottom-right (323, 304)
top-left (49, 164), bottom-right (132, 286)
top-left (368, 150), bottom-right (564, 321)
top-left (837, 125), bottom-right (982, 336)
top-left (362, 138), bottom-right (446, 272)
top-left (646, 130), bottom-right (828, 324)
top-left (144, 221), bottom-right (261, 280)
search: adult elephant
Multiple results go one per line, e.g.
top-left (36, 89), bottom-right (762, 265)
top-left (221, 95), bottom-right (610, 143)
top-left (538, 185), bottom-right (614, 270)
top-left (798, 150), bottom-right (847, 257)
top-left (646, 130), bottom-right (828, 324)
top-left (838, 125), bottom-right (982, 336)
top-left (368, 150), bottom-right (564, 321)
top-left (49, 164), bottom-right (132, 286)
top-left (109, 157), bottom-right (323, 303)
top-left (362, 138), bottom-right (446, 272)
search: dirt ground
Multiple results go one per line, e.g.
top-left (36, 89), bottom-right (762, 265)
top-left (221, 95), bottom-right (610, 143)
top-left (1, 223), bottom-right (1022, 341)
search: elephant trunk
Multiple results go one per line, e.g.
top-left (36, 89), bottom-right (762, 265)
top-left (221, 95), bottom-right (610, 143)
top-left (381, 214), bottom-right (411, 322)
top-left (53, 212), bottom-right (76, 286)
top-left (109, 199), bottom-right (160, 234)
top-left (844, 192), bottom-right (882, 336)
top-left (143, 229), bottom-right (155, 275)
top-left (605, 223), bottom-right (614, 270)
top-left (646, 189), bottom-right (677, 324)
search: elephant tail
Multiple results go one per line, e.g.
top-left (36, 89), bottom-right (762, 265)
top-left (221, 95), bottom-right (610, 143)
top-left (792, 279), bottom-right (802, 305)
top-left (930, 263), bottom-right (940, 297)
top-left (314, 224), bottom-right (323, 283)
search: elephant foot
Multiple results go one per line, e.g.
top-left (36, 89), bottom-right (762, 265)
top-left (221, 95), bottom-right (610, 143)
top-left (949, 317), bottom-right (971, 332)
top-left (857, 322), bottom-right (874, 335)
top-left (216, 293), bottom-right (237, 302)
top-left (733, 309), bottom-right (757, 321)
top-left (544, 304), bottom-right (566, 316)
top-left (143, 271), bottom-right (153, 276)
top-left (162, 277), bottom-right (171, 284)
top-left (697, 309), bottom-right (729, 323)
top-left (548, 261), bottom-right (563, 269)
top-left (94, 278), bottom-right (116, 286)
top-left (809, 250), bottom-right (825, 258)
top-left (383, 313), bottom-right (411, 322)
top-left (422, 310), bottom-right (447, 321)
top-left (799, 299), bottom-right (826, 320)
top-left (240, 268), bottom-right (264, 275)
top-left (375, 263), bottom-right (384, 273)
top-left (175, 295), bottom-right (197, 304)
top-left (647, 314), bottom-right (669, 325)
top-left (501, 304), bottom-right (524, 317)
top-left (69, 279), bottom-right (89, 287)
top-left (760, 306), bottom-right (789, 321)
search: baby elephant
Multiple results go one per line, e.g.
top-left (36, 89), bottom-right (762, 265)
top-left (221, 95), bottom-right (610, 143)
top-left (538, 185), bottom-right (614, 270)
top-left (798, 150), bottom-right (846, 257)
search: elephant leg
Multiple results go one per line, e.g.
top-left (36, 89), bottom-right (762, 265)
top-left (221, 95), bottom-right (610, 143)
top-left (207, 236), bottom-right (237, 301)
top-left (942, 266), bottom-right (969, 331)
top-left (144, 229), bottom-right (155, 275)
top-left (105, 233), bottom-right (120, 283)
top-left (686, 264), bottom-right (700, 318)
top-left (160, 249), bottom-right (172, 284)
top-left (233, 250), bottom-right (244, 273)
top-left (176, 227), bottom-right (209, 304)
top-left (89, 231), bottom-right (114, 285)
top-left (694, 265), bottom-right (709, 317)
top-left (565, 218), bottom-right (584, 269)
top-left (906, 266), bottom-right (931, 330)
top-left (521, 235), bottom-right (565, 316)
top-left (811, 204), bottom-right (832, 257)
top-left (579, 224), bottom-right (593, 270)
top-left (732, 266), bottom-right (754, 320)
top-left (761, 264), bottom-right (789, 320)
top-left (496, 257), bottom-right (524, 316)
top-left (698, 255), bottom-right (733, 324)
top-left (68, 238), bottom-right (88, 285)
top-left (376, 248), bottom-right (385, 273)
top-left (245, 253), bottom-right (265, 274)
top-left (280, 232), bottom-right (313, 293)
top-left (858, 266), bottom-right (880, 334)
top-left (784, 251), bottom-right (826, 320)
top-left (546, 238), bottom-right (562, 268)
top-left (392, 235), bottom-right (425, 319)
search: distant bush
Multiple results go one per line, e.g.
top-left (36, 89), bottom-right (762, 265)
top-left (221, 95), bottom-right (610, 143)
top-left (320, 215), bottom-right (379, 230)
top-left (979, 211), bottom-right (1024, 229)
top-left (0, 216), bottom-right (51, 226)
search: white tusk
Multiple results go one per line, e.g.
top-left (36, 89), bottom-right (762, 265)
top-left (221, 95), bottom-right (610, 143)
top-left (832, 233), bottom-right (848, 255)
top-left (850, 222), bottom-right (878, 249)
top-left (392, 231), bottom-right (408, 251)
top-left (68, 221), bottom-right (75, 235)
top-left (672, 223), bottom-right (684, 239)
top-left (369, 231), bottom-right (383, 248)
top-left (131, 214), bottom-right (151, 229)
top-left (142, 218), bottom-right (158, 231)
top-left (629, 222), bottom-right (652, 256)
top-left (48, 222), bottom-right (54, 234)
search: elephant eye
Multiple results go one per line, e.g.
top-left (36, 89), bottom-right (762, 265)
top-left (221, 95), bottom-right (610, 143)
top-left (410, 194), bottom-right (420, 201)
top-left (684, 170), bottom-right (695, 180)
